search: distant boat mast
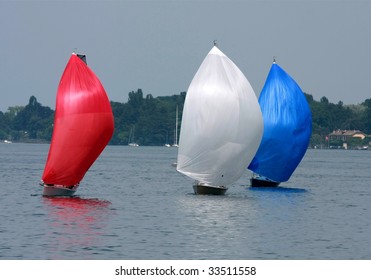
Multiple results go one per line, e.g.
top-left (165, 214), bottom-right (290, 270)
top-left (173, 105), bottom-right (179, 147)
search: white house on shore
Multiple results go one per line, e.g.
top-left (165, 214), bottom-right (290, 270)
top-left (328, 129), bottom-right (369, 149)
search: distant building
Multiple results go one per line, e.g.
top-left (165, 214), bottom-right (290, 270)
top-left (328, 129), bottom-right (368, 149)
top-left (328, 129), bottom-right (367, 141)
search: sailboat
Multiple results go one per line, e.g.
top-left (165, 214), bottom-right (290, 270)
top-left (128, 125), bottom-right (139, 147)
top-left (248, 58), bottom-right (312, 187)
top-left (176, 44), bottom-right (263, 195)
top-left (41, 53), bottom-right (114, 196)
top-left (172, 105), bottom-right (179, 147)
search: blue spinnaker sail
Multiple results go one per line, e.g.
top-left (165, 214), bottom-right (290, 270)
top-left (248, 62), bottom-right (312, 182)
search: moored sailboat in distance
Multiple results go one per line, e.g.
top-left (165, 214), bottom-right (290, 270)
top-left (41, 53), bottom-right (114, 196)
top-left (128, 125), bottom-right (139, 147)
top-left (248, 58), bottom-right (312, 187)
top-left (176, 43), bottom-right (263, 195)
top-left (172, 105), bottom-right (179, 147)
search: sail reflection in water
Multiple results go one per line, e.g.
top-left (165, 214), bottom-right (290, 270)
top-left (43, 197), bottom-right (112, 258)
top-left (175, 194), bottom-right (260, 258)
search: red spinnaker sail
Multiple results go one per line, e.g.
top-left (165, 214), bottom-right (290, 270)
top-left (42, 54), bottom-right (114, 186)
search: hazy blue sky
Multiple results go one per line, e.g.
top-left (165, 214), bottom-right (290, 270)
top-left (1, 0), bottom-right (370, 112)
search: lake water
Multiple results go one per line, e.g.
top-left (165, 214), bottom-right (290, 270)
top-left (0, 143), bottom-right (370, 260)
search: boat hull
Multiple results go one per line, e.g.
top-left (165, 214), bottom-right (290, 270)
top-left (250, 177), bottom-right (280, 187)
top-left (42, 184), bottom-right (78, 196)
top-left (193, 184), bottom-right (228, 195)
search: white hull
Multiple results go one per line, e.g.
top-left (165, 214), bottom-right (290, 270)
top-left (42, 183), bottom-right (78, 196)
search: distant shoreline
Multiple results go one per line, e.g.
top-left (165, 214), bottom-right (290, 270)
top-left (2, 141), bottom-right (370, 151)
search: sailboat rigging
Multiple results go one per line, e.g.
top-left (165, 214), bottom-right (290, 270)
top-left (172, 105), bottom-right (179, 147)
top-left (128, 125), bottom-right (139, 147)
top-left (248, 59), bottom-right (312, 187)
top-left (176, 45), bottom-right (263, 195)
top-left (41, 53), bottom-right (114, 196)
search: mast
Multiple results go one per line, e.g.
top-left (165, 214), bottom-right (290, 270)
top-left (172, 106), bottom-right (179, 147)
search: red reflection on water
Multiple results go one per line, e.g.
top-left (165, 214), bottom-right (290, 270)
top-left (43, 196), bottom-right (112, 258)
top-left (44, 196), bottom-right (111, 212)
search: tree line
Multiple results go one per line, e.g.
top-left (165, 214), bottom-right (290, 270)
top-left (1, 90), bottom-right (370, 147)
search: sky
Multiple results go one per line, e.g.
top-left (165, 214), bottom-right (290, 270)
top-left (1, 0), bottom-right (370, 112)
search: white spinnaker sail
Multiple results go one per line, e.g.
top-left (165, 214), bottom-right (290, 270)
top-left (177, 46), bottom-right (263, 186)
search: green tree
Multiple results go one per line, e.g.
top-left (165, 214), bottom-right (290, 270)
top-left (362, 98), bottom-right (371, 134)
top-left (12, 96), bottom-right (54, 140)
top-left (2, 91), bottom-right (369, 146)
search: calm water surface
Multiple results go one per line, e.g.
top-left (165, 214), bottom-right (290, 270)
top-left (0, 143), bottom-right (370, 259)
